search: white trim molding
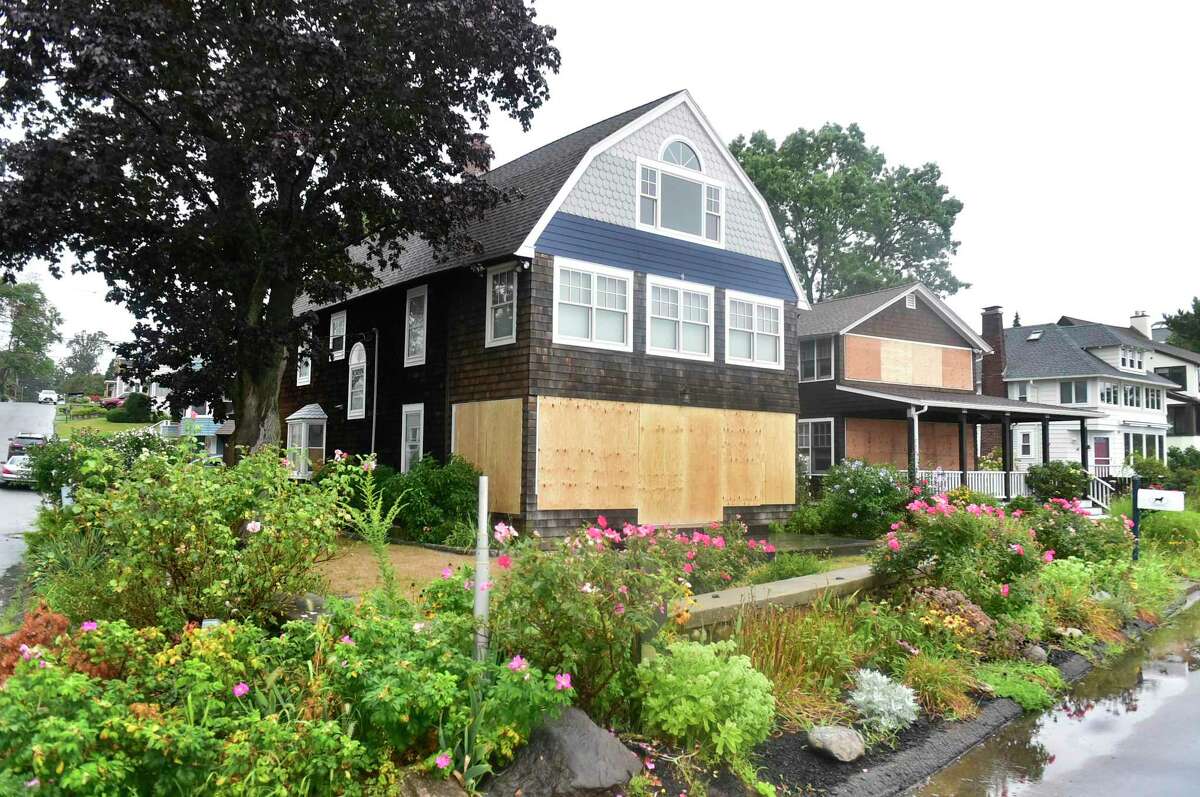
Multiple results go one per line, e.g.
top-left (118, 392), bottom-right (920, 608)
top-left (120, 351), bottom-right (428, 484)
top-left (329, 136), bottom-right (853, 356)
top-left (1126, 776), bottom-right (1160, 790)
top-left (797, 416), bottom-right (836, 475)
top-left (645, 274), bottom-right (715, 362)
top-left (551, 257), bottom-right (635, 353)
top-left (797, 335), bottom-right (835, 383)
top-left (634, 156), bottom-right (726, 249)
top-left (404, 284), bottom-right (428, 367)
top-left (724, 289), bottom-right (786, 371)
top-left (401, 403), bottom-right (424, 473)
top-left (347, 341), bottom-right (367, 420)
top-left (329, 310), bottom-right (347, 361)
top-left (485, 263), bottom-right (518, 348)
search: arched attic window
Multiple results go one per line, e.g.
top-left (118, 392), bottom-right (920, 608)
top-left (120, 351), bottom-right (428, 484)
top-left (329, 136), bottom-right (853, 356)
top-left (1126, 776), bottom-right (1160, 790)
top-left (638, 138), bottom-right (722, 244)
top-left (661, 139), bottom-right (702, 170)
top-left (347, 342), bottom-right (367, 420)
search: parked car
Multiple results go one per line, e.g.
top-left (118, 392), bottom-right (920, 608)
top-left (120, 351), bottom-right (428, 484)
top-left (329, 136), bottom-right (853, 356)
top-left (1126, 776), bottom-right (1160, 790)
top-left (6, 433), bottom-right (46, 459)
top-left (0, 455), bottom-right (32, 487)
top-left (37, 390), bottom-right (59, 404)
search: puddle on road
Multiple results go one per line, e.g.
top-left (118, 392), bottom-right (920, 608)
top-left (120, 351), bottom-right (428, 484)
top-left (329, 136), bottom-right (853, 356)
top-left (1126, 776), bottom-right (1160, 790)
top-left (912, 595), bottom-right (1200, 796)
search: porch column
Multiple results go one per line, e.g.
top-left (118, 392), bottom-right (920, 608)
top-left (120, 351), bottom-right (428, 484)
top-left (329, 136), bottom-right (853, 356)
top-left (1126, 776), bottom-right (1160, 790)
top-left (907, 408), bottom-right (919, 485)
top-left (1001, 413), bottom-right (1013, 500)
top-left (1041, 416), bottom-right (1051, 464)
top-left (1079, 418), bottom-right (1090, 472)
top-left (958, 411), bottom-right (969, 484)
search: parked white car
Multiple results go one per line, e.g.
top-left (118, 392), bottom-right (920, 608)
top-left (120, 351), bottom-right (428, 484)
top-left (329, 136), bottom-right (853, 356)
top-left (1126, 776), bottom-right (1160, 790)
top-left (37, 390), bottom-right (58, 404)
top-left (0, 455), bottom-right (33, 487)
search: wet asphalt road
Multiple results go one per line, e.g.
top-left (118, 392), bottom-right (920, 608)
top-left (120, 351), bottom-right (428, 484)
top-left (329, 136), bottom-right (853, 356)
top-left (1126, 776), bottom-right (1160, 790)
top-left (0, 402), bottom-right (54, 594)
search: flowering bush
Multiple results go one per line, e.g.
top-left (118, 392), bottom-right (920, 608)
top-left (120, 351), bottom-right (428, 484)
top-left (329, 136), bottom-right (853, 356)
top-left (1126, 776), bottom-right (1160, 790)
top-left (1025, 461), bottom-right (1090, 501)
top-left (26, 428), bottom-right (182, 503)
top-left (26, 446), bottom-right (340, 627)
top-left (638, 640), bottom-right (774, 766)
top-left (1028, 499), bottom-right (1133, 561)
top-left (818, 460), bottom-right (909, 537)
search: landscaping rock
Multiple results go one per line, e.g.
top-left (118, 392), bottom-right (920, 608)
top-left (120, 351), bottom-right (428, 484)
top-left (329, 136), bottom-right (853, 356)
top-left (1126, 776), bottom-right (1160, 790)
top-left (400, 773), bottom-right (468, 797)
top-left (487, 708), bottom-right (641, 797)
top-left (1023, 643), bottom-right (1048, 664)
top-left (1061, 627), bottom-right (1085, 640)
top-left (807, 725), bottom-right (865, 763)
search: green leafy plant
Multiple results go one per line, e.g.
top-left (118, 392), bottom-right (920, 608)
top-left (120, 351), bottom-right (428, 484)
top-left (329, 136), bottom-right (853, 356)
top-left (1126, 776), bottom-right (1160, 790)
top-left (1029, 501), bottom-right (1132, 562)
top-left (638, 640), bottom-right (774, 768)
top-left (901, 654), bottom-right (978, 719)
top-left (847, 668), bottom-right (918, 736)
top-left (26, 428), bottom-right (182, 503)
top-left (974, 661), bottom-right (1065, 711)
top-left (323, 453), bottom-right (408, 608)
top-left (817, 460), bottom-right (909, 537)
top-left (745, 552), bottom-right (824, 585)
top-left (1128, 453), bottom-right (1169, 484)
top-left (1025, 461), bottom-right (1089, 501)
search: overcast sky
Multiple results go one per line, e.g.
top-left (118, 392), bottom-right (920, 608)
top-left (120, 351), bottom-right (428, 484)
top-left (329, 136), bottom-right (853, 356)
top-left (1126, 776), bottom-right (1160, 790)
top-left (27, 0), bottom-right (1199, 360)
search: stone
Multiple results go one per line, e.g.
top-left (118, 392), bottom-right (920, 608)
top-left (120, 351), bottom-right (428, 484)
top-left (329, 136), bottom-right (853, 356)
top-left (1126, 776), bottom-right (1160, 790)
top-left (1022, 644), bottom-right (1048, 665)
top-left (399, 773), bottom-right (468, 797)
top-left (487, 708), bottom-right (641, 797)
top-left (807, 725), bottom-right (866, 763)
top-left (1061, 627), bottom-right (1085, 640)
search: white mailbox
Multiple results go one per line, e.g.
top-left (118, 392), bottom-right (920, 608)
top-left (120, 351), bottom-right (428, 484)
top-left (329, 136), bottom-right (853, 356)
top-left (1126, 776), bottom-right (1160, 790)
top-left (1137, 489), bottom-right (1186, 512)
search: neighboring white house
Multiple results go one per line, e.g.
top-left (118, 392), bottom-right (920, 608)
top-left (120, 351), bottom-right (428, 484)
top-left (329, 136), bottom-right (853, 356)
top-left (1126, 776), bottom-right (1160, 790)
top-left (1148, 321), bottom-right (1200, 452)
top-left (989, 312), bottom-right (1181, 477)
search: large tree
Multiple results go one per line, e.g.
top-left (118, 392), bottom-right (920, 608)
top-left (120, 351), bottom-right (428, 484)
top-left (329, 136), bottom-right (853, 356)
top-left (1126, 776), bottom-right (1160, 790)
top-left (730, 124), bottom-right (966, 305)
top-left (1163, 298), bottom-right (1200, 352)
top-left (60, 330), bottom-right (110, 381)
top-left (0, 282), bottom-right (62, 400)
top-left (0, 0), bottom-right (559, 447)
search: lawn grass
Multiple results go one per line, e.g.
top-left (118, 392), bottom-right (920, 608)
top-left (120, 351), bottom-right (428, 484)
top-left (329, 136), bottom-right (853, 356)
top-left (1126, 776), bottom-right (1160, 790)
top-left (318, 538), bottom-right (473, 599)
top-left (53, 417), bottom-right (157, 438)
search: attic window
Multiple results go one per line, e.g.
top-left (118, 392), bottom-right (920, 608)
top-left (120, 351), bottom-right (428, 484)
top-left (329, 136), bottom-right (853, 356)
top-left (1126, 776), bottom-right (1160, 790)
top-left (1027, 331), bottom-right (1043, 341)
top-left (637, 153), bottom-right (724, 246)
top-left (904, 293), bottom-right (917, 309)
top-left (661, 140), bottom-right (701, 170)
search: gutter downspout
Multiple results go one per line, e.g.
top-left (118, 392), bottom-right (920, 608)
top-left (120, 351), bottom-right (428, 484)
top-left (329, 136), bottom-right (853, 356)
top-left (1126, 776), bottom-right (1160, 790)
top-left (370, 328), bottom-right (380, 455)
top-left (908, 404), bottom-right (930, 484)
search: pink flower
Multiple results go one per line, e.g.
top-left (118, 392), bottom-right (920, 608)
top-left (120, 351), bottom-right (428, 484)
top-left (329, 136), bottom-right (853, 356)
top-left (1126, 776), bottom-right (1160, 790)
top-left (887, 537), bottom-right (901, 551)
top-left (440, 566), bottom-right (454, 579)
top-left (683, 563), bottom-right (694, 574)
top-left (708, 521), bottom-right (720, 530)
top-left (362, 459), bottom-right (376, 473)
top-left (721, 572), bottom-right (732, 581)
top-left (480, 580), bottom-right (493, 591)
top-left (463, 579), bottom-right (475, 591)
top-left (497, 554), bottom-right (513, 570)
top-left (493, 521), bottom-right (517, 544)
top-left (614, 603), bottom-right (626, 615)
top-left (890, 522), bottom-right (902, 532)
top-left (80, 620), bottom-right (98, 632)
top-left (747, 539), bottom-right (758, 550)
top-left (967, 504), bottom-right (983, 517)
top-left (435, 753), bottom-right (452, 770)
top-left (712, 536), bottom-right (726, 549)
top-left (555, 673), bottom-right (573, 691)
top-left (508, 655), bottom-right (528, 672)
top-left (333, 449), bottom-right (346, 461)
top-left (1011, 543), bottom-right (1025, 556)
top-left (597, 514), bottom-right (608, 529)
top-left (246, 520), bottom-right (262, 534)
top-left (1043, 549), bottom-right (1056, 563)
top-left (912, 486), bottom-right (923, 495)
top-left (18, 644), bottom-right (31, 661)
top-left (339, 635), bottom-right (354, 645)
top-left (999, 584), bottom-right (1010, 598)
top-left (586, 526), bottom-right (604, 542)
top-left (1013, 509), bottom-right (1024, 518)
top-left (580, 582), bottom-right (597, 593)
top-left (232, 682), bottom-right (250, 698)
top-left (762, 543), bottom-right (776, 554)
top-left (618, 585), bottom-right (629, 595)
top-left (644, 757), bottom-right (656, 771)
top-left (24, 778), bottom-right (39, 789)
top-left (686, 549), bottom-right (697, 560)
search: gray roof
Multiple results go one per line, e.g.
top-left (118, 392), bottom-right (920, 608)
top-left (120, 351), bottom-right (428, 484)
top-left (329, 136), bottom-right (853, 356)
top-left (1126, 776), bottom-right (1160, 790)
top-left (840, 381), bottom-right (1104, 418)
top-left (1152, 338), bottom-right (1200, 366)
top-left (297, 91), bottom-right (685, 313)
top-left (1004, 323), bottom-right (1177, 386)
top-left (286, 403), bottom-right (328, 421)
top-left (799, 283), bottom-right (917, 336)
top-left (1058, 315), bottom-right (1200, 366)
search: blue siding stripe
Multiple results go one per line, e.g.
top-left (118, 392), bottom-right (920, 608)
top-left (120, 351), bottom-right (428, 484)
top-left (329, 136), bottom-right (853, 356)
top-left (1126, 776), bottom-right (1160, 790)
top-left (536, 212), bottom-right (798, 301)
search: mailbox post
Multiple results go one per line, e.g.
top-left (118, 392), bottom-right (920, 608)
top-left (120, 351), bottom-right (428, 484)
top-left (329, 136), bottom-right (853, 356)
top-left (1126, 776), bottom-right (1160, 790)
top-left (1131, 477), bottom-right (1187, 562)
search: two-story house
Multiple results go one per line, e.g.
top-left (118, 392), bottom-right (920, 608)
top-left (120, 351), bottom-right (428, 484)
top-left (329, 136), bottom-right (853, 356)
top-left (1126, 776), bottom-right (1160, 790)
top-left (279, 91), bottom-right (807, 534)
top-left (980, 309), bottom-right (1178, 477)
top-left (1147, 321), bottom-right (1200, 453)
top-left (795, 283), bottom-right (1102, 503)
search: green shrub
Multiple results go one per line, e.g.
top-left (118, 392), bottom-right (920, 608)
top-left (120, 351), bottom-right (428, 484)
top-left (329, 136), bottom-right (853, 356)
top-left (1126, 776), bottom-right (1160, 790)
top-left (944, 486), bottom-right (1001, 508)
top-left (901, 654), bottom-right (978, 719)
top-left (395, 455), bottom-right (481, 543)
top-left (1139, 510), bottom-right (1200, 547)
top-left (26, 429), bottom-right (185, 503)
top-left (1128, 453), bottom-right (1169, 485)
top-left (104, 406), bottom-right (128, 422)
top-left (1028, 501), bottom-right (1133, 561)
top-left (745, 552), bottom-right (824, 585)
top-left (1025, 461), bottom-right (1090, 501)
top-left (818, 460), bottom-right (909, 537)
top-left (782, 501), bottom-right (827, 535)
top-left (974, 661), bottom-right (1065, 710)
top-left (638, 640), bottom-right (774, 765)
top-left (120, 391), bottom-right (153, 421)
top-left (26, 446), bottom-right (340, 627)
top-left (1006, 495), bottom-right (1042, 514)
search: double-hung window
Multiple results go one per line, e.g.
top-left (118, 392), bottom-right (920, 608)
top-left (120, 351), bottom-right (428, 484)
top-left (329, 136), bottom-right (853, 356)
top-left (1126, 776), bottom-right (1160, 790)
top-left (799, 337), bottom-right (833, 381)
top-left (296, 349), bottom-right (311, 386)
top-left (1059, 379), bottom-right (1088, 404)
top-left (1147, 388), bottom-right (1163, 410)
top-left (404, 285), bottom-right (427, 366)
top-left (1124, 384), bottom-right (1142, 407)
top-left (401, 403), bottom-right (424, 473)
top-left (1101, 382), bottom-right (1119, 405)
top-left (798, 419), bottom-right (834, 475)
top-left (329, 311), bottom-right (346, 360)
top-left (347, 343), bottom-right (367, 420)
top-left (486, 265), bottom-right (517, 346)
top-left (646, 276), bottom-right (713, 360)
top-left (726, 291), bottom-right (784, 369)
top-left (1020, 431), bottom-right (1032, 457)
top-left (636, 144), bottom-right (724, 246)
top-left (285, 418), bottom-right (326, 478)
top-left (1015, 382), bottom-right (1029, 402)
top-left (552, 259), bottom-right (633, 351)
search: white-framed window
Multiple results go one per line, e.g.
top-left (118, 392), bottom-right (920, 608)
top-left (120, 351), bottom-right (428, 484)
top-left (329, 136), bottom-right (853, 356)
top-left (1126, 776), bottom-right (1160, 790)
top-left (799, 337), bottom-right (834, 382)
top-left (661, 138), bottom-right (703, 170)
top-left (1020, 431), bottom-right (1032, 457)
top-left (296, 349), bottom-right (311, 386)
top-left (329, 311), bottom-right (347, 360)
top-left (905, 293), bottom-right (918, 310)
top-left (552, 258), bottom-right (633, 352)
top-left (1124, 384), bottom-right (1142, 407)
top-left (347, 342), bottom-right (367, 420)
top-left (1147, 388), bottom-right (1163, 410)
top-left (635, 155), bottom-right (724, 246)
top-left (1101, 382), bottom-right (1120, 405)
top-left (1015, 382), bottom-right (1028, 402)
top-left (404, 285), bottom-right (427, 366)
top-left (798, 418), bottom-right (834, 475)
top-left (1059, 379), bottom-right (1088, 404)
top-left (286, 419), bottom-right (326, 478)
top-left (1120, 346), bottom-right (1145, 370)
top-left (401, 403), bottom-right (424, 473)
top-left (645, 276), bottom-right (714, 361)
top-left (725, 291), bottom-right (784, 369)
top-left (485, 264), bottom-right (517, 347)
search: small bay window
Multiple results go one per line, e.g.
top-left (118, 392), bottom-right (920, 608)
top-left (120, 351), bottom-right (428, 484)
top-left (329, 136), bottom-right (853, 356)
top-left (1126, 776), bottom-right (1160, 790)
top-left (285, 404), bottom-right (327, 478)
top-left (552, 259), bottom-right (633, 351)
top-left (726, 291), bottom-right (784, 369)
top-left (646, 276), bottom-right (713, 360)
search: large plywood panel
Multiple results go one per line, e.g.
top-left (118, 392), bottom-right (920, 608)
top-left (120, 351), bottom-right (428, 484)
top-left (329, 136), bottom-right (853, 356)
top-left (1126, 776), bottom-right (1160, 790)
top-left (843, 335), bottom-right (882, 382)
top-left (452, 399), bottom-right (523, 514)
top-left (880, 338), bottom-right (914, 385)
top-left (537, 396), bottom-right (639, 510)
top-left (941, 348), bottom-right (973, 390)
top-left (911, 343), bottom-right (942, 387)
top-left (761, 412), bottom-right (797, 504)
top-left (722, 410), bottom-right (766, 508)
top-left (683, 408), bottom-right (725, 522)
top-left (637, 404), bottom-right (687, 523)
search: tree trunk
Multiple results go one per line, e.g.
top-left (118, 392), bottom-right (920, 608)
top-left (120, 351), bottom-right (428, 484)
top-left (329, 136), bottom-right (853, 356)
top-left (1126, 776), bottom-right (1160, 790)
top-left (228, 349), bottom-right (286, 461)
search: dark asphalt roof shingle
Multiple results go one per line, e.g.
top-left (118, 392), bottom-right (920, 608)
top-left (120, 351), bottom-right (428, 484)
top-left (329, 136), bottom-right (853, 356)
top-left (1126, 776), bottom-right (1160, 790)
top-left (1058, 316), bottom-right (1200, 366)
top-left (798, 283), bottom-right (918, 336)
top-left (1004, 323), bottom-right (1177, 386)
top-left (297, 91), bottom-right (685, 313)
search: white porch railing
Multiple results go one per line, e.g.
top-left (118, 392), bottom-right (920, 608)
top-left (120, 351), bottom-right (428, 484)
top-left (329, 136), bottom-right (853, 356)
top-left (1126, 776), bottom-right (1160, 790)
top-left (915, 468), bottom-right (1114, 511)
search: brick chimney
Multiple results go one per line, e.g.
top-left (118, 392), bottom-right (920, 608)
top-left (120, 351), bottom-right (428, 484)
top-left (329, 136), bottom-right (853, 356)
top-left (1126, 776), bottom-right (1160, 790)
top-left (980, 306), bottom-right (1005, 398)
top-left (1130, 311), bottom-right (1152, 339)
top-left (463, 133), bottom-right (491, 178)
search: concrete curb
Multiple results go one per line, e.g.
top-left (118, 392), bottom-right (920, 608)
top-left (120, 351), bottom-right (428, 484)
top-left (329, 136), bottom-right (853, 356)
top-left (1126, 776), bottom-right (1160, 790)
top-left (684, 564), bottom-right (885, 629)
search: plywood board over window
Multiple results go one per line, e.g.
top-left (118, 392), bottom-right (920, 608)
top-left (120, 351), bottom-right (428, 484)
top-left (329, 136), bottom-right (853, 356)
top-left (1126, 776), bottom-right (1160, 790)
top-left (844, 334), bottom-right (973, 391)
top-left (843, 418), bottom-right (976, 470)
top-left (451, 398), bottom-right (523, 514)
top-left (536, 397), bottom-right (795, 526)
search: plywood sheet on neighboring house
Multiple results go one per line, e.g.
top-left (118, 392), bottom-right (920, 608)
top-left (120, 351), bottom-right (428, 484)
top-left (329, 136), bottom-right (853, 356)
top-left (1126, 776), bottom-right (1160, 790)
top-left (535, 397), bottom-right (795, 525)
top-left (844, 417), bottom-right (975, 471)
top-left (941, 348), bottom-right (973, 390)
top-left (843, 335), bottom-right (882, 382)
top-left (911, 343), bottom-right (942, 387)
top-left (451, 398), bottom-right (523, 514)
top-left (880, 338), bottom-right (914, 385)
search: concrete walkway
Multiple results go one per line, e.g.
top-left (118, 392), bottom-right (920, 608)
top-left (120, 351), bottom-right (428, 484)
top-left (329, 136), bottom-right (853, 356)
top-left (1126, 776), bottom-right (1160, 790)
top-left (684, 563), bottom-right (883, 629)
